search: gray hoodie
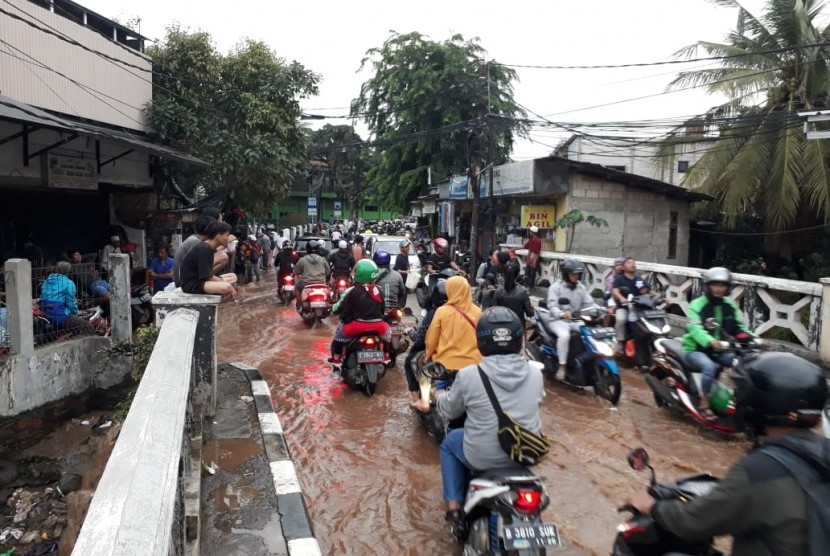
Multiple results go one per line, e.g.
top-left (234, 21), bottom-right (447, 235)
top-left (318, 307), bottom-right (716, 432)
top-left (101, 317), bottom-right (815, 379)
top-left (292, 253), bottom-right (331, 286)
top-left (437, 353), bottom-right (545, 470)
top-left (546, 280), bottom-right (597, 320)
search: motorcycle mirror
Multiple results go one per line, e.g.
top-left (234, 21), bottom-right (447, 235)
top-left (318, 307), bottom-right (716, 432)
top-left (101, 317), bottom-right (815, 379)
top-left (703, 318), bottom-right (719, 331)
top-left (627, 448), bottom-right (656, 485)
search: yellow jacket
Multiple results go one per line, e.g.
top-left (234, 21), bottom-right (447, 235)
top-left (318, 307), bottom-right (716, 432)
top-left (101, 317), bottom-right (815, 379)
top-left (426, 276), bottom-right (483, 370)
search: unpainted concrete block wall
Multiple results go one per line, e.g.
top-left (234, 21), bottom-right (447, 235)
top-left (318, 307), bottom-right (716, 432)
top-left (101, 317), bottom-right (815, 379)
top-left (567, 175), bottom-right (690, 264)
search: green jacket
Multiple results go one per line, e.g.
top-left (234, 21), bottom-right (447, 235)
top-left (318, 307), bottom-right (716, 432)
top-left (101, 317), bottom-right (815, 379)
top-left (652, 431), bottom-right (828, 556)
top-left (682, 294), bottom-right (751, 353)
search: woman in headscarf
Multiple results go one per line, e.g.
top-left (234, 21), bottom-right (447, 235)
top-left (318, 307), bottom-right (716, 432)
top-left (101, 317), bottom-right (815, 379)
top-left (424, 276), bottom-right (483, 373)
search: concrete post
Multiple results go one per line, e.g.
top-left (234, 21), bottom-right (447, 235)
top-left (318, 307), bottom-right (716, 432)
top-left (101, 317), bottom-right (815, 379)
top-left (137, 230), bottom-right (148, 267)
top-left (5, 259), bottom-right (34, 357)
top-left (819, 278), bottom-right (830, 365)
top-left (109, 254), bottom-right (132, 342)
top-left (152, 292), bottom-right (221, 417)
top-left (171, 233), bottom-right (183, 256)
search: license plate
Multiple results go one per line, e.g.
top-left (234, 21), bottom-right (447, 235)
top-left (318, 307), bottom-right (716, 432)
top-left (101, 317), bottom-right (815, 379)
top-left (357, 350), bottom-right (384, 363)
top-left (591, 327), bottom-right (616, 339)
top-left (310, 301), bottom-right (328, 308)
top-left (503, 522), bottom-right (561, 550)
top-left (644, 310), bottom-right (667, 318)
top-left (282, 285), bottom-right (294, 292)
top-left (390, 326), bottom-right (405, 335)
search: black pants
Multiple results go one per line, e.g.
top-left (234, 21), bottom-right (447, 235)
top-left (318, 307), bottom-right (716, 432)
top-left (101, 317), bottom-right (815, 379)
top-left (404, 342), bottom-right (425, 392)
top-left (524, 264), bottom-right (537, 288)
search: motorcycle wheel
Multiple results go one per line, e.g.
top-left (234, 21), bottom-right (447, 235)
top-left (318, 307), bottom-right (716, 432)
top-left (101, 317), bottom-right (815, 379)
top-left (464, 516), bottom-right (547, 556)
top-left (427, 410), bottom-right (447, 442)
top-left (593, 363), bottom-right (622, 405)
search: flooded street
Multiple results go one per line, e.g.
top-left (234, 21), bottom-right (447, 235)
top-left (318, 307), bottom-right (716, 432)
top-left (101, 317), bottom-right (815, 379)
top-left (217, 279), bottom-right (747, 556)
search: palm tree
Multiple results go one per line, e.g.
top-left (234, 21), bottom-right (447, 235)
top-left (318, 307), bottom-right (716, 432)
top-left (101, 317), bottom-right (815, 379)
top-left (666, 0), bottom-right (830, 254)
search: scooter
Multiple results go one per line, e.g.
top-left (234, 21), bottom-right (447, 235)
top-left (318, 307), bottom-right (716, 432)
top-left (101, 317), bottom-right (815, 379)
top-left (384, 307), bottom-right (415, 366)
top-left (412, 354), bottom-right (455, 441)
top-left (645, 320), bottom-right (763, 433)
top-left (612, 447), bottom-right (723, 556)
top-left (277, 274), bottom-right (295, 306)
top-left (332, 275), bottom-right (351, 303)
top-left (461, 465), bottom-right (561, 555)
top-left (619, 295), bottom-right (671, 372)
top-left (297, 284), bottom-right (332, 327)
top-left (526, 300), bottom-right (622, 405)
top-left (341, 334), bottom-right (387, 396)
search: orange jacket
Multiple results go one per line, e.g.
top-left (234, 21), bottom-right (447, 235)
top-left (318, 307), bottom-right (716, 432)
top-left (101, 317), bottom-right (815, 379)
top-left (426, 276), bottom-right (483, 370)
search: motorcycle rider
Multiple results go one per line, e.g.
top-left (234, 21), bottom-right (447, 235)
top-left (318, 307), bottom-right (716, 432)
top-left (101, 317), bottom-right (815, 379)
top-left (292, 239), bottom-right (331, 309)
top-left (404, 279), bottom-right (450, 404)
top-left (328, 259), bottom-right (389, 368)
top-left (275, 240), bottom-right (297, 288)
top-left (327, 240), bottom-right (356, 283)
top-left (492, 260), bottom-right (534, 329)
top-left (426, 238), bottom-right (461, 280)
top-left (474, 249), bottom-right (505, 287)
top-left (424, 275), bottom-right (482, 377)
top-left (546, 259), bottom-right (599, 381)
top-left (627, 351), bottom-right (829, 556)
top-left (373, 250), bottom-right (407, 309)
top-left (415, 306), bottom-right (544, 536)
top-left (683, 266), bottom-right (756, 419)
top-left (611, 257), bottom-right (644, 344)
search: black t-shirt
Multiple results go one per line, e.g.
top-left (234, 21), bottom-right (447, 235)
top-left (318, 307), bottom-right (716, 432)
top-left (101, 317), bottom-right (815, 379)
top-left (329, 250), bottom-right (355, 274)
top-left (427, 252), bottom-right (452, 272)
top-left (276, 249), bottom-right (295, 273)
top-left (394, 253), bottom-right (410, 272)
top-left (612, 274), bottom-right (641, 298)
top-left (336, 284), bottom-right (384, 324)
top-left (179, 241), bottom-right (214, 294)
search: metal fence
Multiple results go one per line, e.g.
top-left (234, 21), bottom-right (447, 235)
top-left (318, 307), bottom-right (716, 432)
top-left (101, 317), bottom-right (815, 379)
top-left (0, 271), bottom-right (8, 356)
top-left (31, 263), bottom-right (110, 347)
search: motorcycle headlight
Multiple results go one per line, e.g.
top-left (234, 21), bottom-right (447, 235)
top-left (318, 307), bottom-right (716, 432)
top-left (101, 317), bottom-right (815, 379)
top-left (644, 321), bottom-right (662, 335)
top-left (661, 324), bottom-right (671, 334)
top-left (592, 339), bottom-right (615, 357)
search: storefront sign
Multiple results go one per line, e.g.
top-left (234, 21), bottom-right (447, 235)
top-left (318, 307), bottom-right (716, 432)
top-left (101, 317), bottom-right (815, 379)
top-left (47, 156), bottom-right (97, 190)
top-left (449, 175), bottom-right (468, 199)
top-left (521, 205), bottom-right (556, 229)
top-left (494, 160), bottom-right (534, 195)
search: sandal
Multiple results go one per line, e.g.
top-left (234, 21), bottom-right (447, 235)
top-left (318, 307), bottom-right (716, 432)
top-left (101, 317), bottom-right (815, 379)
top-left (444, 509), bottom-right (466, 540)
top-left (699, 407), bottom-right (717, 420)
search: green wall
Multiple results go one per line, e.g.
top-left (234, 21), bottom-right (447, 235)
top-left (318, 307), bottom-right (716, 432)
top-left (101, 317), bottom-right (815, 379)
top-left (269, 191), bottom-right (398, 223)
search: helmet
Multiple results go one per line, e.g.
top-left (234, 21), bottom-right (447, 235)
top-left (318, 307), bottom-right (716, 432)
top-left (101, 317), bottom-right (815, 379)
top-left (373, 249), bottom-right (391, 267)
top-left (248, 235), bottom-right (256, 241)
top-left (307, 239), bottom-right (319, 253)
top-left (731, 352), bottom-right (827, 435)
top-left (560, 259), bottom-right (585, 281)
top-left (434, 238), bottom-right (449, 253)
top-left (338, 240), bottom-right (348, 250)
top-left (354, 234), bottom-right (364, 244)
top-left (703, 267), bottom-right (732, 286)
top-left (476, 306), bottom-right (523, 356)
top-left (282, 241), bottom-right (292, 249)
top-left (354, 259), bottom-right (379, 284)
top-left (399, 240), bottom-right (410, 249)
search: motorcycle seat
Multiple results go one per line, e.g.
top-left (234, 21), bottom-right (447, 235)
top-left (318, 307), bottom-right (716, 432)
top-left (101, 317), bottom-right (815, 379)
top-left (473, 467), bottom-right (537, 480)
top-left (658, 339), bottom-right (688, 366)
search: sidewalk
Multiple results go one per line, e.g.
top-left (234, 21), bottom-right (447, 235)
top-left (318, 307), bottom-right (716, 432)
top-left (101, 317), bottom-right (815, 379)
top-left (200, 363), bottom-right (319, 556)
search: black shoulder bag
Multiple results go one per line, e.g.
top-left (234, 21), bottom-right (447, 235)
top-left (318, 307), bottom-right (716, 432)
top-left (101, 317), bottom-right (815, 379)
top-left (476, 366), bottom-right (550, 467)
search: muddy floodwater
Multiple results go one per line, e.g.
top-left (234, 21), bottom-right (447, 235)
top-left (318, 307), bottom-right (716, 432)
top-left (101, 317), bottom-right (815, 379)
top-left (217, 280), bottom-right (747, 556)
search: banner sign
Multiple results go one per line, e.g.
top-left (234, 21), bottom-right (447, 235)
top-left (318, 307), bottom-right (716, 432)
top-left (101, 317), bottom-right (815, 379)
top-left (47, 155), bottom-right (97, 190)
top-left (521, 205), bottom-right (556, 229)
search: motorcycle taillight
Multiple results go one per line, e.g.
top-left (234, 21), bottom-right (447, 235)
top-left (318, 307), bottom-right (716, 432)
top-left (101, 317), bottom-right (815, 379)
top-left (617, 522), bottom-right (648, 538)
top-left (338, 279), bottom-right (347, 288)
top-left (361, 337), bottom-right (377, 347)
top-left (513, 489), bottom-right (543, 514)
top-left (283, 275), bottom-right (294, 283)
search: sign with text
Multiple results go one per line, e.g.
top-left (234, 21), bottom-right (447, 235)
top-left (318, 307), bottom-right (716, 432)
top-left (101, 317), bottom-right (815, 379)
top-left (308, 196), bottom-right (317, 208)
top-left (521, 205), bottom-right (556, 229)
top-left (47, 155), bottom-right (97, 190)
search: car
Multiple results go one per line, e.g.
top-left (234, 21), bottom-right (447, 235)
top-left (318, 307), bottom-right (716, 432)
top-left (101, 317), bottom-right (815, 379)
top-left (366, 235), bottom-right (422, 290)
top-left (294, 236), bottom-right (333, 257)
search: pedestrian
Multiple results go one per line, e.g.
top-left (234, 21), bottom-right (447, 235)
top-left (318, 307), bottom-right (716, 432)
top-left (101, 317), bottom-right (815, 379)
top-left (523, 226), bottom-right (542, 288)
top-left (148, 246), bottom-right (174, 293)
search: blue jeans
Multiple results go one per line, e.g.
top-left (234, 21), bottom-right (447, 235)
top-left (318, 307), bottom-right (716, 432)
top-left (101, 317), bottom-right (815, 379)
top-left (440, 428), bottom-right (471, 504)
top-left (684, 351), bottom-right (734, 395)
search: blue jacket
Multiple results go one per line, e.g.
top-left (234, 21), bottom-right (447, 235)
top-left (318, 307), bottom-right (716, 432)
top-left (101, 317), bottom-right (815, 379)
top-left (40, 273), bottom-right (78, 324)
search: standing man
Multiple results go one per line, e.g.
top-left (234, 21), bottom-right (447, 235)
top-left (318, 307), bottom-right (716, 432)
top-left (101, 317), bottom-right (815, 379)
top-left (101, 235), bottom-right (122, 275)
top-left (351, 235), bottom-right (366, 261)
top-left (523, 226), bottom-right (542, 288)
top-left (149, 246), bottom-right (175, 292)
top-left (257, 232), bottom-right (272, 271)
top-left (393, 240), bottom-right (411, 283)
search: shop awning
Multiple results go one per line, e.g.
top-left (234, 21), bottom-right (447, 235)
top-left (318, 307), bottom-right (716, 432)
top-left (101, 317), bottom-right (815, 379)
top-left (0, 95), bottom-right (208, 167)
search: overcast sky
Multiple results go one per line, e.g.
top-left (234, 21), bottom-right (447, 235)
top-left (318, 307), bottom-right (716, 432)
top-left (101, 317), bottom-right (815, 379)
top-left (80, 0), bottom-right (771, 159)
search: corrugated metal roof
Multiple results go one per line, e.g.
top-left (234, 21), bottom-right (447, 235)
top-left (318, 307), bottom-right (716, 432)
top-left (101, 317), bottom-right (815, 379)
top-left (0, 94), bottom-right (208, 167)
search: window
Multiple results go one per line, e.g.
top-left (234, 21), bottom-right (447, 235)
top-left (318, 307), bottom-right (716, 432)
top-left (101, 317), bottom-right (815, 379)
top-left (364, 205), bottom-right (379, 212)
top-left (606, 165), bottom-right (626, 172)
top-left (668, 212), bottom-right (678, 259)
top-left (677, 160), bottom-right (690, 173)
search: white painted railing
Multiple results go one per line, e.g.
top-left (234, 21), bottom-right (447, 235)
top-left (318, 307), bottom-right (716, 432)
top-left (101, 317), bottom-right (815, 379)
top-left (505, 247), bottom-right (829, 363)
top-left (73, 308), bottom-right (199, 556)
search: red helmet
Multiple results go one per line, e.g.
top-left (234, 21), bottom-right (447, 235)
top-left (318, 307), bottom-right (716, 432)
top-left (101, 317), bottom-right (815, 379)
top-left (434, 238), bottom-right (449, 253)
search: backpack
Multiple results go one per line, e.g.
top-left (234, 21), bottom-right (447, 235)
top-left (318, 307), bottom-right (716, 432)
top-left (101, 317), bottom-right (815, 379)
top-left (758, 444), bottom-right (830, 556)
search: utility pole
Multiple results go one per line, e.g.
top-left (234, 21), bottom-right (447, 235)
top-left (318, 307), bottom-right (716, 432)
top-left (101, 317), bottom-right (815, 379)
top-left (468, 59), bottom-right (489, 284)
top-left (486, 60), bottom-right (495, 252)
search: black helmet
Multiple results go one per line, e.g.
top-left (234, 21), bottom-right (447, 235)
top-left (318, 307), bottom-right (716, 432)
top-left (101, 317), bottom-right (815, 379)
top-left (731, 352), bottom-right (827, 436)
top-left (427, 279), bottom-right (450, 310)
top-left (354, 234), bottom-right (364, 244)
top-left (476, 306), bottom-right (523, 356)
top-left (560, 259), bottom-right (584, 281)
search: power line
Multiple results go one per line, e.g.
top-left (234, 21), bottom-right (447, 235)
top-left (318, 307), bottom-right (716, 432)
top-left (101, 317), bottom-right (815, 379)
top-left (497, 41), bottom-right (830, 70)
top-left (691, 223), bottom-right (830, 236)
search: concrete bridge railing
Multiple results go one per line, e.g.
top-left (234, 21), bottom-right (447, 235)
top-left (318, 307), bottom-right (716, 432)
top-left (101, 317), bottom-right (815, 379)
top-left (72, 308), bottom-right (200, 556)
top-left (505, 247), bottom-right (830, 365)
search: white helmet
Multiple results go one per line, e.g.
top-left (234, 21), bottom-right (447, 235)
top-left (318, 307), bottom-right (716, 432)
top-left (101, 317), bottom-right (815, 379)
top-left (331, 231), bottom-right (342, 241)
top-left (338, 240), bottom-right (348, 249)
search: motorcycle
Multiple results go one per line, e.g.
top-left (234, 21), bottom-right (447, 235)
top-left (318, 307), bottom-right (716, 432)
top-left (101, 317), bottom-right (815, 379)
top-left (277, 274), bottom-right (295, 306)
top-left (341, 333), bottom-right (387, 396)
top-left (619, 295), bottom-right (671, 373)
top-left (332, 275), bottom-right (351, 303)
top-left (526, 300), bottom-right (622, 405)
top-left (297, 284), bottom-right (332, 327)
top-left (454, 248), bottom-right (471, 276)
top-left (823, 407), bottom-right (830, 439)
top-left (384, 307), bottom-right (414, 365)
top-left (613, 447), bottom-right (722, 556)
top-left (412, 354), bottom-right (455, 441)
top-left (81, 305), bottom-right (110, 336)
top-left (646, 320), bottom-right (763, 433)
top-left (461, 465), bottom-right (561, 555)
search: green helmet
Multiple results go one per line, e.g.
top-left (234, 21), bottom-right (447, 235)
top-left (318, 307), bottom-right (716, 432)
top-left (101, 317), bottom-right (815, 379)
top-left (354, 259), bottom-right (379, 284)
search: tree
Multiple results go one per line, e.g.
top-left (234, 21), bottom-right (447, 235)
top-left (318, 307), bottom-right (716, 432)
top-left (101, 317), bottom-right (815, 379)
top-left (554, 210), bottom-right (609, 252)
top-left (146, 26), bottom-right (319, 215)
top-left (665, 0), bottom-right (830, 255)
top-left (351, 32), bottom-right (528, 211)
top-left (307, 125), bottom-right (374, 219)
